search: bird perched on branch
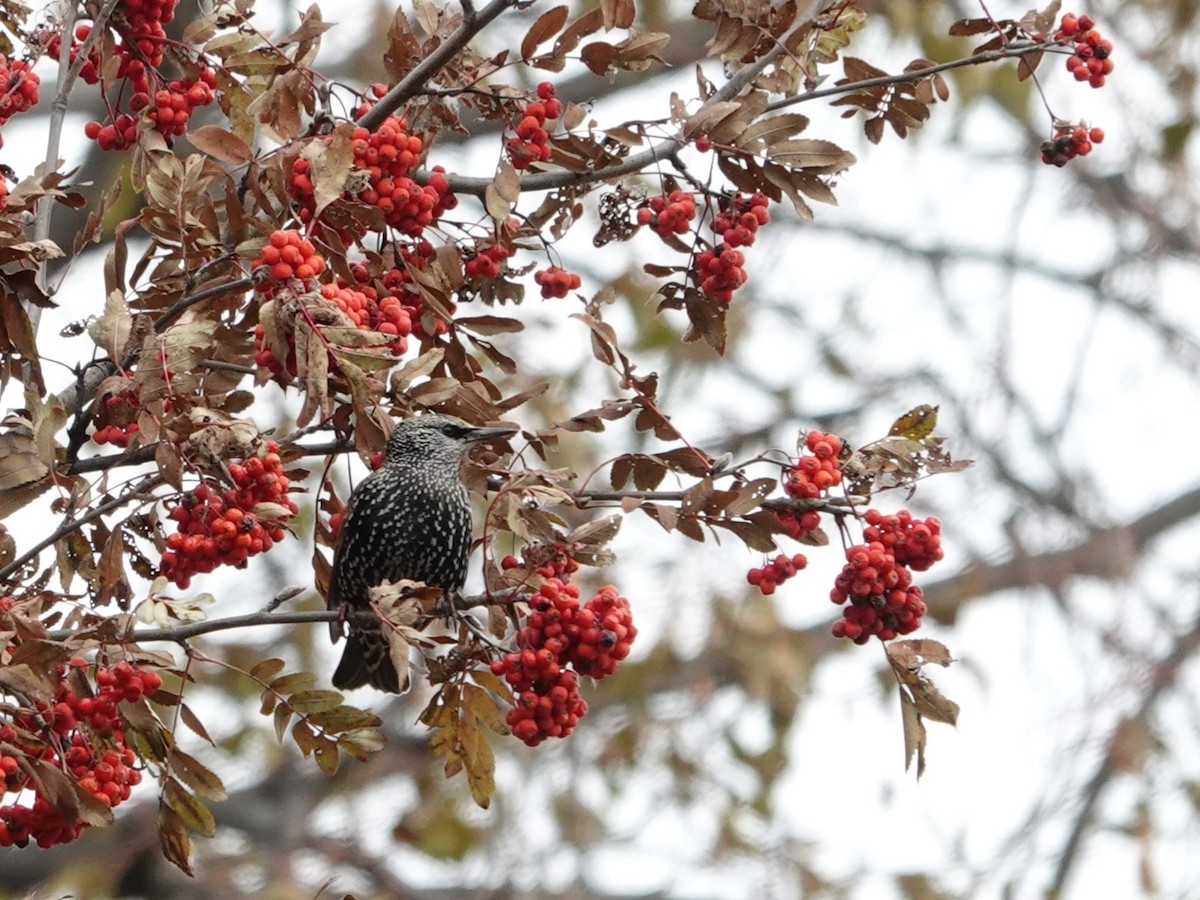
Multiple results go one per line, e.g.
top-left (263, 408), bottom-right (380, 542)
top-left (327, 413), bottom-right (517, 692)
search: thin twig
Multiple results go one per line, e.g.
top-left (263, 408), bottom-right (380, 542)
top-left (44, 589), bottom-right (522, 644)
top-left (357, 0), bottom-right (520, 132)
top-left (767, 41), bottom-right (1051, 112)
top-left (1047, 607), bottom-right (1200, 896)
top-left (0, 474), bottom-right (164, 585)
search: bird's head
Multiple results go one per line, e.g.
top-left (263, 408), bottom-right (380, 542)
top-left (383, 413), bottom-right (518, 466)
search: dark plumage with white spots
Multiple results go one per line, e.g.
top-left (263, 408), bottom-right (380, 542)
top-left (327, 414), bottom-right (516, 692)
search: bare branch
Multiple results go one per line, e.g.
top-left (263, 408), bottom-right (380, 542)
top-left (44, 590), bottom-right (523, 644)
top-left (0, 474), bottom-right (164, 586)
top-left (358, 0), bottom-right (521, 131)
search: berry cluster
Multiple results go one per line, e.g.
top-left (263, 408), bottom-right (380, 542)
top-left (490, 579), bottom-right (636, 746)
top-left (1040, 124), bottom-right (1105, 167)
top-left (829, 509), bottom-right (942, 643)
top-left (0, 660), bottom-right (157, 848)
top-left (863, 508), bottom-right (943, 571)
top-left (464, 242), bottom-right (513, 280)
top-left (775, 507), bottom-right (822, 542)
top-left (253, 229), bottom-right (326, 285)
top-left (1056, 14), bottom-right (1113, 88)
top-left (693, 191), bottom-right (770, 303)
top-left (533, 266), bottom-right (581, 299)
top-left (784, 430), bottom-right (844, 499)
top-left (711, 191), bottom-right (771, 248)
top-left (694, 244), bottom-right (745, 303)
top-left (160, 442), bottom-right (297, 589)
top-left (0, 54), bottom-right (40, 146)
top-left (506, 82), bottom-right (563, 170)
top-left (49, 3), bottom-right (217, 152)
top-left (637, 189), bottom-right (697, 240)
top-left (92, 388), bottom-right (141, 448)
top-left (290, 102), bottom-right (456, 237)
top-left (326, 279), bottom-right (415, 344)
top-left (747, 552), bottom-right (808, 595)
top-left (255, 246), bottom-right (440, 380)
top-left (143, 70), bottom-right (217, 139)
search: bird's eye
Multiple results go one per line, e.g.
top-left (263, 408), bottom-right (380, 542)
top-left (440, 423), bottom-right (465, 438)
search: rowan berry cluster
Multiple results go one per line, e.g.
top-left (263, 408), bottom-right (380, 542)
top-left (464, 242), bottom-right (513, 280)
top-left (0, 660), bottom-right (156, 848)
top-left (534, 266), bottom-right (581, 298)
top-left (775, 507), bottom-right (822, 542)
top-left (692, 191), bottom-right (771, 303)
top-left (784, 430), bottom-right (844, 499)
top-left (0, 54), bottom-right (40, 145)
top-left (863, 508), bottom-right (943, 570)
top-left (1056, 14), bottom-right (1113, 88)
top-left (329, 280), bottom-right (415, 344)
top-left (747, 552), bottom-right (808, 595)
top-left (160, 442), bottom-right (296, 589)
top-left (49, 2), bottom-right (217, 151)
top-left (694, 244), bottom-right (746, 303)
top-left (142, 70), bottom-right (217, 139)
top-left (290, 102), bottom-right (456, 237)
top-left (92, 389), bottom-right (141, 448)
top-left (828, 509), bottom-right (942, 643)
top-left (490, 579), bottom-right (637, 746)
top-left (637, 189), bottom-right (697, 240)
top-left (253, 229), bottom-right (326, 284)
top-left (1040, 124), bottom-right (1105, 167)
top-left (507, 81), bottom-right (563, 170)
top-left (711, 191), bottom-right (771, 248)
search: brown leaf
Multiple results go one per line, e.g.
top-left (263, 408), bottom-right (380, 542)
top-left (1016, 50), bottom-right (1044, 81)
top-left (948, 17), bottom-right (995, 36)
top-left (179, 702), bottom-right (216, 746)
top-left (770, 139), bottom-right (856, 171)
top-left (521, 5), bottom-right (569, 59)
top-left (88, 290), bottom-right (134, 361)
top-left (250, 657), bottom-right (287, 681)
top-left (164, 777), bottom-right (216, 837)
top-left (899, 688), bottom-right (927, 777)
top-left (158, 803), bottom-right (195, 876)
top-left (270, 672), bottom-right (319, 695)
top-left (289, 689), bottom-right (346, 714)
top-left (887, 638), bottom-right (960, 734)
top-left (186, 125), bottom-right (253, 164)
top-left (888, 404), bottom-right (939, 439)
top-left (734, 112), bottom-right (811, 150)
top-left (171, 750), bottom-right (228, 802)
top-left (306, 122), bottom-right (357, 218)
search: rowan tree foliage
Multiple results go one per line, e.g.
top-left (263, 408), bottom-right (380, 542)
top-left (0, 0), bottom-right (1194, 895)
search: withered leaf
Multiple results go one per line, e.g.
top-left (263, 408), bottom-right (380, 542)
top-left (521, 5), bottom-right (569, 59)
top-left (186, 125), bottom-right (253, 164)
top-left (888, 404), bottom-right (939, 439)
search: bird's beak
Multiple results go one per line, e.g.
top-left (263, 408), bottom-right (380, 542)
top-left (467, 423), bottom-right (520, 444)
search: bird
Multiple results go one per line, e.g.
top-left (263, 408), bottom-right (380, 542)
top-left (326, 413), bottom-right (517, 692)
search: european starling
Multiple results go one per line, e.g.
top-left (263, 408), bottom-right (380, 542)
top-left (327, 414), bottom-right (517, 692)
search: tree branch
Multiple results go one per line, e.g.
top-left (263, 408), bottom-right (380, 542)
top-left (358, 0), bottom-right (521, 132)
top-left (922, 485), bottom-right (1200, 623)
top-left (1048, 604), bottom-right (1200, 896)
top-left (766, 41), bottom-right (1054, 112)
top-left (44, 590), bottom-right (522, 644)
top-left (0, 474), bottom-right (164, 586)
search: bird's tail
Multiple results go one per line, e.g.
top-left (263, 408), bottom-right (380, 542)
top-left (333, 629), bottom-right (406, 694)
